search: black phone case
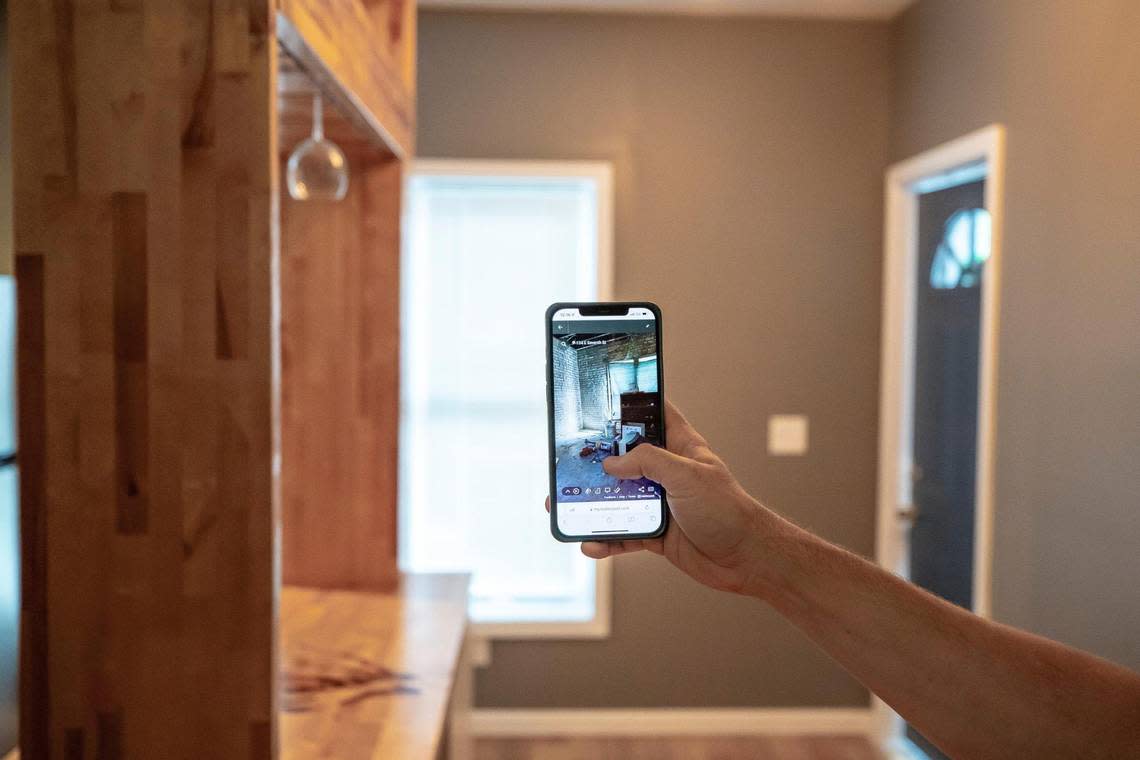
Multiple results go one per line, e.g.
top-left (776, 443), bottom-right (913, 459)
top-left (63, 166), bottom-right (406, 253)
top-left (546, 301), bottom-right (669, 543)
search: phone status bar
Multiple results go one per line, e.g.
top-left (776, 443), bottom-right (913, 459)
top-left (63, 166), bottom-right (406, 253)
top-left (552, 318), bottom-right (656, 335)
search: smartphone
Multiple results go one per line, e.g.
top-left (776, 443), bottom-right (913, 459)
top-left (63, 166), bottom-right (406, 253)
top-left (546, 302), bottom-right (668, 542)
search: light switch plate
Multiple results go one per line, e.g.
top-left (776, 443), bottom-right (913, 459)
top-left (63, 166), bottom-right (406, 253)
top-left (768, 414), bottom-right (809, 456)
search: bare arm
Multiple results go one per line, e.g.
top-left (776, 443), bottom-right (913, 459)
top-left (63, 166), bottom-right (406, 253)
top-left (570, 403), bottom-right (1140, 759)
top-left (752, 516), bottom-right (1140, 758)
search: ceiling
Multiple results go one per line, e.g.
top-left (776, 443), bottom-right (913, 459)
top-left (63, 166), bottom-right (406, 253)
top-left (418, 0), bottom-right (915, 20)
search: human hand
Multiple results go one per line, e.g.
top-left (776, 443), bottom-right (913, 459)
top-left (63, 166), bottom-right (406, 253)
top-left (547, 402), bottom-right (773, 596)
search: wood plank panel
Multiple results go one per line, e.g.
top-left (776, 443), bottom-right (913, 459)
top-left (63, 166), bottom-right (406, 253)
top-left (280, 157), bottom-right (402, 591)
top-left (11, 2), bottom-right (279, 757)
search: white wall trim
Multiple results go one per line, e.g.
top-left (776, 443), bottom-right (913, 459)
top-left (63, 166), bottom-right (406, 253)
top-left (873, 123), bottom-right (1006, 747)
top-left (469, 707), bottom-right (876, 738)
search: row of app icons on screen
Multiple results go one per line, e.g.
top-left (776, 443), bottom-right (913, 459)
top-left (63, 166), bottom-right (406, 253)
top-left (560, 485), bottom-right (658, 496)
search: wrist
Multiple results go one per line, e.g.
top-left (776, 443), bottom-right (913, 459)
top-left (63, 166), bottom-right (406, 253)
top-left (737, 500), bottom-right (812, 603)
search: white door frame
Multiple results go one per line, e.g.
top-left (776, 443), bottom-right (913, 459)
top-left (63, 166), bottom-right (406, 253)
top-left (872, 125), bottom-right (1006, 752)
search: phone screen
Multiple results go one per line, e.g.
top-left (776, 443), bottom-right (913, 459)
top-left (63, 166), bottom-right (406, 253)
top-left (548, 305), bottom-right (666, 540)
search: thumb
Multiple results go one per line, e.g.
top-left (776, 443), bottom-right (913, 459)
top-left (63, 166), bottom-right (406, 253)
top-left (602, 444), bottom-right (700, 494)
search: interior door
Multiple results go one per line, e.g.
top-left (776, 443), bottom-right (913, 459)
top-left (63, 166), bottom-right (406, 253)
top-left (905, 179), bottom-right (987, 758)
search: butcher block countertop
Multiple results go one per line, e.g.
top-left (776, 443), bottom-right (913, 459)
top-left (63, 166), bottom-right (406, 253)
top-left (281, 574), bottom-right (471, 760)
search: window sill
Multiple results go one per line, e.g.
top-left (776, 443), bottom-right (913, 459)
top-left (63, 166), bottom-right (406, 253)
top-left (472, 616), bottom-right (610, 640)
top-left (468, 557), bottom-right (612, 646)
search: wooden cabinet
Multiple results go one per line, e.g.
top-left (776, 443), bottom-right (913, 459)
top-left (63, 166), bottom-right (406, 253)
top-left (10, 1), bottom-right (421, 756)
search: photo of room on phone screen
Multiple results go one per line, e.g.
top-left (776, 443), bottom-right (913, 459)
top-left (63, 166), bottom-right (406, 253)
top-left (551, 307), bottom-right (664, 538)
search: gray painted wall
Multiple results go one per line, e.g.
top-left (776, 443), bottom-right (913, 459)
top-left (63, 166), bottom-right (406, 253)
top-left (418, 11), bottom-right (890, 708)
top-left (892, 0), bottom-right (1140, 671)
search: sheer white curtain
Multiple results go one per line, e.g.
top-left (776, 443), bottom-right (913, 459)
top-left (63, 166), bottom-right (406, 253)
top-left (400, 171), bottom-right (601, 623)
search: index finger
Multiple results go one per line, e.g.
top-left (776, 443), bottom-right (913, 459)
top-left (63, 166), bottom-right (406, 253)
top-left (664, 400), bottom-right (712, 459)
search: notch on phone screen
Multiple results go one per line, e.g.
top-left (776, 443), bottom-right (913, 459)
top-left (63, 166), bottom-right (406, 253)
top-left (548, 305), bottom-right (666, 540)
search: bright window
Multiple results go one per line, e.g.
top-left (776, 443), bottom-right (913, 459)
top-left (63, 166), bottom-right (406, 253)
top-left (930, 207), bottom-right (991, 290)
top-left (400, 161), bottom-right (613, 635)
top-left (606, 355), bottom-right (658, 416)
top-left (636, 355), bottom-right (659, 393)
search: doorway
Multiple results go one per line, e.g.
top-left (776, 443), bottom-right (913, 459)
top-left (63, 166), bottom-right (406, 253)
top-left (909, 179), bottom-right (986, 614)
top-left (874, 126), bottom-right (1006, 758)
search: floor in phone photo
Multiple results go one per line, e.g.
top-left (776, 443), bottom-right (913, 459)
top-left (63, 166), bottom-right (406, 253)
top-left (555, 438), bottom-right (621, 493)
top-left (475, 735), bottom-right (883, 760)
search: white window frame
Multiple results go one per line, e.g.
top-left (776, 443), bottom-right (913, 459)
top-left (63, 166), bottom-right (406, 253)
top-left (404, 158), bottom-right (615, 640)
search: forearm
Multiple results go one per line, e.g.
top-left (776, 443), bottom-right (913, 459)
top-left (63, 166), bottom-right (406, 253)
top-left (747, 509), bottom-right (1140, 759)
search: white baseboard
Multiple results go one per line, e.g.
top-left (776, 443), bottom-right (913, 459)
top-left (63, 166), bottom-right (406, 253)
top-left (469, 707), bottom-right (876, 738)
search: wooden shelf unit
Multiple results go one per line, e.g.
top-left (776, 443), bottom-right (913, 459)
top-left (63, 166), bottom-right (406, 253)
top-left (10, 0), bottom-right (422, 756)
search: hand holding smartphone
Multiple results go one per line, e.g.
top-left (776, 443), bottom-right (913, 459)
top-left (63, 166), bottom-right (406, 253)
top-left (546, 303), bottom-right (668, 542)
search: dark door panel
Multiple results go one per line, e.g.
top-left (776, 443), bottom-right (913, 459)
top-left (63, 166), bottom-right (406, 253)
top-left (905, 179), bottom-right (986, 760)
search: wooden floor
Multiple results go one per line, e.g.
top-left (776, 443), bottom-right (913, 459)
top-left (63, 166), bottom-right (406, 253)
top-left (475, 736), bottom-right (883, 760)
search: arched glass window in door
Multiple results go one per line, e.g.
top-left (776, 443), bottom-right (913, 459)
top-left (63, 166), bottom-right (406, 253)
top-left (930, 207), bottom-right (992, 289)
